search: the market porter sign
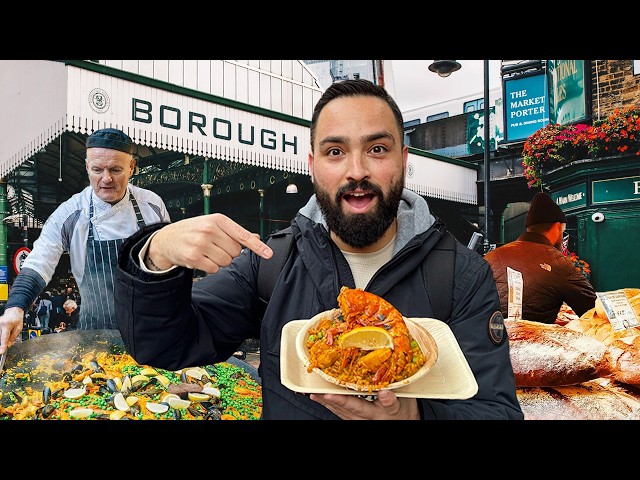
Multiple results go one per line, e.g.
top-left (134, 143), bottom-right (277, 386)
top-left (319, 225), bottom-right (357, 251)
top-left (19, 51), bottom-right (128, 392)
top-left (503, 72), bottom-right (549, 143)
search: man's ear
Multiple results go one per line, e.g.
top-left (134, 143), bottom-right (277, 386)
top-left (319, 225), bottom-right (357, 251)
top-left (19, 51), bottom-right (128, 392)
top-left (308, 150), bottom-right (314, 183)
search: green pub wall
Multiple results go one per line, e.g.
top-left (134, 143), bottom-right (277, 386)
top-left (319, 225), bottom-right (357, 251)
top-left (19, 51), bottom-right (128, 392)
top-left (545, 154), bottom-right (640, 292)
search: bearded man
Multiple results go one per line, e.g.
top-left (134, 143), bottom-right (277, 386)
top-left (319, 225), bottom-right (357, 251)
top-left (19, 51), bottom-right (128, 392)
top-left (113, 79), bottom-right (523, 421)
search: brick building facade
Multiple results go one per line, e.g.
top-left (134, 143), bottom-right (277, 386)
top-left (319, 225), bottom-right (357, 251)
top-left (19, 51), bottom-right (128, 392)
top-left (591, 60), bottom-right (640, 118)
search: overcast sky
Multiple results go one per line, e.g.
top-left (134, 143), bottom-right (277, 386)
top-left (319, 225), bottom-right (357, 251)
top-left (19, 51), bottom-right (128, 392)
top-left (385, 60), bottom-right (503, 113)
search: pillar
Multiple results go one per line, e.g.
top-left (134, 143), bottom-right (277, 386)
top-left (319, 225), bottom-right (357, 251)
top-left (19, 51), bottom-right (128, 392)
top-left (0, 179), bottom-right (8, 303)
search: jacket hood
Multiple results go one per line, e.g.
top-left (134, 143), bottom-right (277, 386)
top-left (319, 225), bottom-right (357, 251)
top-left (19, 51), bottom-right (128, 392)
top-left (298, 188), bottom-right (436, 255)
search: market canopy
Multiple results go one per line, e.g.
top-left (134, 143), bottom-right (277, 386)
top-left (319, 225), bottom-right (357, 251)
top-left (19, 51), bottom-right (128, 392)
top-left (0, 60), bottom-right (478, 224)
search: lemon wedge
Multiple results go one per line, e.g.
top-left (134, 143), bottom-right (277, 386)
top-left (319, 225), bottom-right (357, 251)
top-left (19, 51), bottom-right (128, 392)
top-left (139, 367), bottom-right (158, 376)
top-left (202, 387), bottom-right (221, 399)
top-left (63, 387), bottom-right (87, 399)
top-left (125, 395), bottom-right (139, 406)
top-left (120, 375), bottom-right (132, 392)
top-left (167, 397), bottom-right (192, 409)
top-left (82, 376), bottom-right (93, 385)
top-left (146, 402), bottom-right (170, 414)
top-left (130, 374), bottom-right (149, 385)
top-left (184, 368), bottom-right (204, 380)
top-left (69, 408), bottom-right (94, 419)
top-left (113, 392), bottom-right (130, 412)
top-left (113, 376), bottom-right (123, 391)
top-left (187, 392), bottom-right (211, 402)
top-left (109, 410), bottom-right (127, 420)
top-left (161, 393), bottom-right (181, 403)
top-left (338, 326), bottom-right (394, 350)
top-left (154, 375), bottom-right (170, 388)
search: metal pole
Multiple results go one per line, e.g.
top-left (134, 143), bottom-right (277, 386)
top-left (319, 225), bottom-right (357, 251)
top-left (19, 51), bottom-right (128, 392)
top-left (22, 214), bottom-right (28, 247)
top-left (482, 60), bottom-right (491, 254)
top-left (0, 179), bottom-right (7, 305)
top-left (258, 189), bottom-right (265, 240)
top-left (202, 159), bottom-right (210, 215)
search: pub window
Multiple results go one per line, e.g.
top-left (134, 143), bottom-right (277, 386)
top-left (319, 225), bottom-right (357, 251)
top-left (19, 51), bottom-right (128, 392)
top-left (464, 98), bottom-right (484, 113)
top-left (426, 112), bottom-right (449, 122)
top-left (403, 118), bottom-right (421, 129)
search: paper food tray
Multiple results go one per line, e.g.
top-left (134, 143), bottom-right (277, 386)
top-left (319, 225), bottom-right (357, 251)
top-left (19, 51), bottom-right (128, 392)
top-left (280, 317), bottom-right (478, 399)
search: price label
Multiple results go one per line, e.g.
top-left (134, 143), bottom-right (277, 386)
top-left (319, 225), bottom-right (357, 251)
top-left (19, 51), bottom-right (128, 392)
top-left (596, 290), bottom-right (639, 331)
top-left (507, 267), bottom-right (523, 320)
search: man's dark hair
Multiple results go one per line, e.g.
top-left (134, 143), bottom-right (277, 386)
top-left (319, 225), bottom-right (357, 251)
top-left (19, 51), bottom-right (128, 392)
top-left (309, 79), bottom-right (405, 151)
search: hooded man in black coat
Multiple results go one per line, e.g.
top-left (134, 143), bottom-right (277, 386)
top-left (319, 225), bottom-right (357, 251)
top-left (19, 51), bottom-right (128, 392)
top-left (114, 79), bottom-right (523, 420)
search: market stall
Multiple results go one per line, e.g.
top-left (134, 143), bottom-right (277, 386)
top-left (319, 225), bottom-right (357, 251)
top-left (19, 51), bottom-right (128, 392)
top-left (511, 288), bottom-right (640, 420)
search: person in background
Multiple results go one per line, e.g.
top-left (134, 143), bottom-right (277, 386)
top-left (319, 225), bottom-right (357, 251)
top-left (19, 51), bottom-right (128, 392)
top-left (25, 299), bottom-right (39, 328)
top-left (484, 191), bottom-right (597, 324)
top-left (65, 286), bottom-right (80, 307)
top-left (36, 291), bottom-right (53, 331)
top-left (0, 128), bottom-right (171, 354)
top-left (50, 288), bottom-right (65, 316)
top-left (113, 79), bottom-right (523, 420)
top-left (61, 299), bottom-right (79, 330)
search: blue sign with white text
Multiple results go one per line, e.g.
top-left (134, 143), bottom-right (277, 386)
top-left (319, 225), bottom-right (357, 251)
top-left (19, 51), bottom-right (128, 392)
top-left (503, 72), bottom-right (549, 143)
top-left (0, 266), bottom-right (7, 283)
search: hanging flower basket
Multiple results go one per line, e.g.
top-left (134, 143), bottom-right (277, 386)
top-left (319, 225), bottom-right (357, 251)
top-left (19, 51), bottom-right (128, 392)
top-left (589, 105), bottom-right (640, 158)
top-left (522, 105), bottom-right (640, 188)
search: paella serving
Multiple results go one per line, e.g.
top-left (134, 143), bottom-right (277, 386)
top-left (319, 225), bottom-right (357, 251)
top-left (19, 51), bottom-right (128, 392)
top-left (0, 330), bottom-right (262, 420)
top-left (300, 287), bottom-right (438, 393)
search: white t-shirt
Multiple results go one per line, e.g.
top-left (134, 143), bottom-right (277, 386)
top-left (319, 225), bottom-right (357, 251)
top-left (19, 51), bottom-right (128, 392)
top-left (341, 234), bottom-right (397, 289)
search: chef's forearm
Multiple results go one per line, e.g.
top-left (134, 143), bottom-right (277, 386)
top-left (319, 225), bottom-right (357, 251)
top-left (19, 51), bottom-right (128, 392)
top-left (5, 268), bottom-right (46, 311)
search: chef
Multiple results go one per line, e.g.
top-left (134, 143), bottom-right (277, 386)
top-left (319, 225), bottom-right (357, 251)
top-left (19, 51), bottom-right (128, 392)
top-left (0, 128), bottom-right (171, 352)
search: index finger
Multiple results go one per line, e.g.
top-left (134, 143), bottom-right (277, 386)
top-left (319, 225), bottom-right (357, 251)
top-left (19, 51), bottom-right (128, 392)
top-left (0, 331), bottom-right (8, 355)
top-left (220, 216), bottom-right (273, 259)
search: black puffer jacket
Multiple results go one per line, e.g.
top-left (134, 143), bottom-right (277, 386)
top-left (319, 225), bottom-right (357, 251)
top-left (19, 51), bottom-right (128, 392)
top-left (115, 190), bottom-right (523, 420)
top-left (484, 231), bottom-right (597, 324)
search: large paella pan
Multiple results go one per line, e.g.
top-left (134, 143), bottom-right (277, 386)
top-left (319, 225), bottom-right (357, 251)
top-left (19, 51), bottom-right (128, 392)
top-left (0, 330), bottom-right (262, 420)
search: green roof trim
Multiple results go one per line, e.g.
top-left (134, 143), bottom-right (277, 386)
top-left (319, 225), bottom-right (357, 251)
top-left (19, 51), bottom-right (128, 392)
top-left (407, 146), bottom-right (480, 170)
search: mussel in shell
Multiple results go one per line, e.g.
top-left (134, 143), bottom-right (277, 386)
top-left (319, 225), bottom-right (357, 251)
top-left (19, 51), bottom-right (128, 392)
top-left (38, 404), bottom-right (55, 419)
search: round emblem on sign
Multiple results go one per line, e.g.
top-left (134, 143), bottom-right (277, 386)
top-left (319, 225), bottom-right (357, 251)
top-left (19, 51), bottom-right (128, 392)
top-left (407, 162), bottom-right (414, 178)
top-left (13, 247), bottom-right (31, 275)
top-left (88, 88), bottom-right (110, 114)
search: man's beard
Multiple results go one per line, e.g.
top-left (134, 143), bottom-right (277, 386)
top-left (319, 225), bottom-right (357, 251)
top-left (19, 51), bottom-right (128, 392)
top-left (315, 178), bottom-right (404, 249)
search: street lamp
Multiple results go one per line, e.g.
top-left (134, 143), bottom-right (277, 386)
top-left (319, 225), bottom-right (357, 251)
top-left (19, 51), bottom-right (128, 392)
top-left (285, 183), bottom-right (298, 194)
top-left (286, 174), bottom-right (298, 194)
top-left (429, 60), bottom-right (492, 254)
top-left (428, 60), bottom-right (461, 78)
